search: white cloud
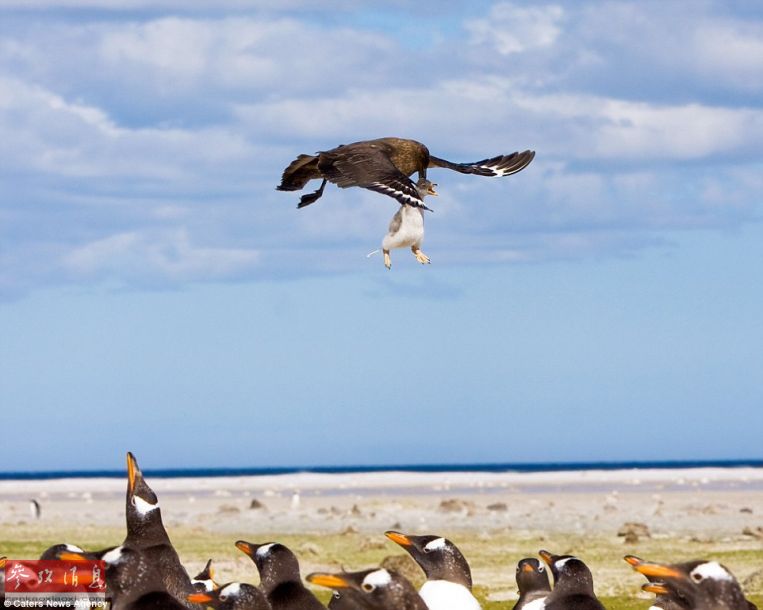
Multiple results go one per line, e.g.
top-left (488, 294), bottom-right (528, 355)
top-left (466, 2), bottom-right (564, 55)
top-left (62, 228), bottom-right (260, 282)
top-left (1, 1), bottom-right (762, 297)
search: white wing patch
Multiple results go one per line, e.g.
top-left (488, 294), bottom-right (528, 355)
top-left (133, 495), bottom-right (159, 516)
top-left (363, 569), bottom-right (392, 589)
top-left (369, 182), bottom-right (424, 207)
top-left (424, 537), bottom-right (448, 552)
top-left (478, 164), bottom-right (517, 177)
top-left (690, 562), bottom-right (733, 582)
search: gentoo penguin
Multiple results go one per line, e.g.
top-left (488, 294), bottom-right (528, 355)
top-left (307, 568), bottom-right (428, 610)
top-left (188, 582), bottom-right (272, 610)
top-left (513, 558), bottom-right (551, 610)
top-left (192, 558), bottom-right (219, 592)
top-left (328, 589), bottom-right (367, 610)
top-left (624, 556), bottom-right (690, 610)
top-left (369, 177), bottom-right (437, 270)
top-left (123, 452), bottom-right (200, 609)
top-left (39, 543), bottom-right (89, 561)
top-left (58, 545), bottom-right (187, 610)
top-left (29, 498), bottom-right (41, 519)
top-left (626, 556), bottom-right (756, 610)
top-left (235, 540), bottom-right (323, 610)
top-left (538, 550), bottom-right (605, 610)
top-left (277, 137), bottom-right (534, 209)
top-left (384, 530), bottom-right (481, 610)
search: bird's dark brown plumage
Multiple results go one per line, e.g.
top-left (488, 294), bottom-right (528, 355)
top-left (277, 137), bottom-right (534, 209)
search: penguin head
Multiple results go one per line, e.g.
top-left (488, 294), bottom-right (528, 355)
top-left (307, 568), bottom-right (423, 610)
top-left (188, 582), bottom-right (270, 610)
top-left (235, 540), bottom-right (301, 590)
top-left (125, 452), bottom-right (166, 539)
top-left (192, 558), bottom-right (219, 592)
top-left (627, 557), bottom-right (748, 610)
top-left (39, 544), bottom-right (85, 561)
top-left (539, 550), bottom-right (595, 593)
top-left (516, 557), bottom-right (551, 595)
top-left (384, 531), bottom-right (473, 588)
top-left (327, 588), bottom-right (366, 610)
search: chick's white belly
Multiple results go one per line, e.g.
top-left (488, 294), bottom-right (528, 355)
top-left (383, 206), bottom-right (424, 250)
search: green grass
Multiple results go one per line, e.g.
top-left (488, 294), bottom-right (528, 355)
top-left (3, 525), bottom-right (762, 605)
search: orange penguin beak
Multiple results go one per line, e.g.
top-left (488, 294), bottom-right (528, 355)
top-left (538, 550), bottom-right (554, 567)
top-left (127, 452), bottom-right (138, 493)
top-left (631, 562), bottom-right (683, 580)
top-left (385, 531), bottom-right (412, 547)
top-left (307, 573), bottom-right (352, 589)
top-left (187, 592), bottom-right (213, 603)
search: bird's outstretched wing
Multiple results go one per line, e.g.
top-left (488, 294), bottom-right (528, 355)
top-left (429, 149), bottom-right (535, 177)
top-left (319, 144), bottom-right (430, 209)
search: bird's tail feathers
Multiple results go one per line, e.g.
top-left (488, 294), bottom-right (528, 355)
top-left (277, 154), bottom-right (321, 191)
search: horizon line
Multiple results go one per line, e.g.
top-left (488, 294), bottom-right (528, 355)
top-left (2, 457), bottom-right (762, 481)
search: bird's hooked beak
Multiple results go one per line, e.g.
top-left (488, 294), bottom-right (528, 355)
top-left (427, 183), bottom-right (438, 196)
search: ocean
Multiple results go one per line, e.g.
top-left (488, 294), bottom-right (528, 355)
top-left (1, 458), bottom-right (761, 481)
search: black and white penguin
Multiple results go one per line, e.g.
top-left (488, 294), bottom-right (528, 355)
top-left (624, 555), bottom-right (691, 610)
top-left (58, 545), bottom-right (186, 610)
top-left (373, 177), bottom-right (437, 269)
top-left (538, 550), bottom-right (605, 610)
top-left (39, 543), bottom-right (89, 561)
top-left (123, 452), bottom-right (200, 609)
top-left (188, 582), bottom-right (272, 610)
top-left (307, 568), bottom-right (428, 610)
top-left (513, 558), bottom-right (551, 610)
top-left (626, 556), bottom-right (756, 610)
top-left (328, 588), bottom-right (367, 610)
top-left (384, 531), bottom-right (481, 610)
top-left (192, 559), bottom-right (219, 592)
top-left (235, 540), bottom-right (323, 610)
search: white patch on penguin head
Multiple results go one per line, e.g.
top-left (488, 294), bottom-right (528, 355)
top-left (192, 579), bottom-right (215, 592)
top-left (101, 546), bottom-right (125, 565)
top-left (555, 557), bottom-right (577, 570)
top-left (220, 582), bottom-right (241, 599)
top-left (424, 538), bottom-right (447, 552)
top-left (132, 495), bottom-right (159, 516)
top-left (255, 543), bottom-right (276, 558)
top-left (362, 569), bottom-right (392, 591)
top-left (690, 562), bottom-right (733, 583)
top-left (64, 544), bottom-right (84, 553)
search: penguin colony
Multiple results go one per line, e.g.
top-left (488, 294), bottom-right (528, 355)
top-left (12, 453), bottom-right (758, 610)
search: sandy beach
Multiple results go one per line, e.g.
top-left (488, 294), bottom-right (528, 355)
top-left (2, 467), bottom-right (762, 605)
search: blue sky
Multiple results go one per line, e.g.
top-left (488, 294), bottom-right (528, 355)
top-left (1, 1), bottom-right (762, 471)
